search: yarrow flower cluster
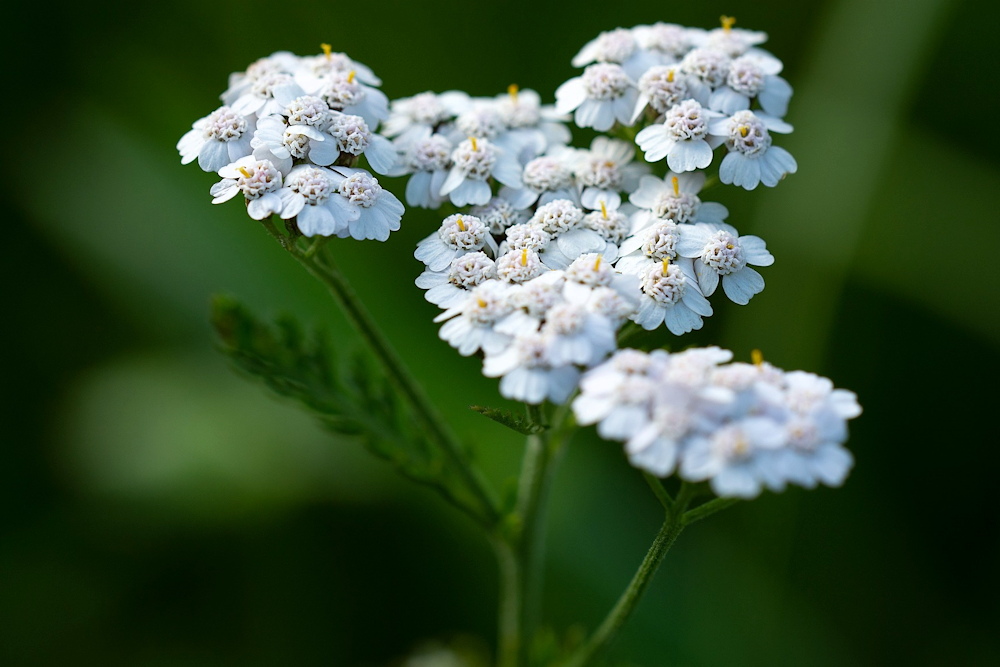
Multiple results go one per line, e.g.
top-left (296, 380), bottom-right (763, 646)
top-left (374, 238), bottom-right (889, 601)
top-left (573, 348), bottom-right (861, 497)
top-left (179, 45), bottom-right (404, 240)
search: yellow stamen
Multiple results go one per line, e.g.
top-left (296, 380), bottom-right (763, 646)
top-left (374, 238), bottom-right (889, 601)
top-left (477, 298), bottom-right (487, 308)
top-left (726, 243), bottom-right (734, 249)
top-left (751, 349), bottom-right (764, 367)
top-left (600, 200), bottom-right (608, 219)
top-left (667, 69), bottom-right (675, 83)
top-left (347, 70), bottom-right (356, 84)
top-left (520, 248), bottom-right (528, 266)
top-left (594, 255), bottom-right (603, 271)
top-left (671, 176), bottom-right (680, 197)
top-left (321, 43), bottom-right (332, 60)
top-left (238, 166), bottom-right (253, 178)
top-left (456, 217), bottom-right (466, 232)
top-left (739, 125), bottom-right (749, 138)
top-left (662, 257), bottom-right (670, 273)
top-left (507, 83), bottom-right (519, 101)
top-left (469, 136), bottom-right (478, 151)
top-left (721, 15), bottom-right (736, 32)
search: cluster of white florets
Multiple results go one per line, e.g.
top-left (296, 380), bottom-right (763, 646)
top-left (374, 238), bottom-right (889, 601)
top-left (178, 46), bottom-right (404, 240)
top-left (556, 17), bottom-right (796, 191)
top-left (573, 348), bottom-right (861, 497)
top-left (382, 85), bottom-right (571, 209)
top-left (405, 18), bottom-right (811, 403)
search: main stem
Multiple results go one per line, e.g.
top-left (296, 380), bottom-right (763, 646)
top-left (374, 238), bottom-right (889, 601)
top-left (497, 403), bottom-right (568, 667)
top-left (268, 225), bottom-right (499, 525)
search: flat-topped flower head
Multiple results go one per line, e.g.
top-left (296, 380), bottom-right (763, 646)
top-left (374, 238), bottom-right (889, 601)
top-left (440, 137), bottom-right (522, 206)
top-left (632, 23), bottom-right (692, 60)
top-left (583, 205), bottom-right (630, 244)
top-left (504, 223), bottom-right (552, 251)
top-left (635, 258), bottom-right (712, 334)
top-left (496, 248), bottom-right (546, 283)
top-left (531, 199), bottom-right (584, 235)
top-left (629, 172), bottom-right (729, 229)
top-left (676, 222), bottom-right (774, 304)
top-left (284, 95), bottom-right (331, 126)
top-left (178, 106), bottom-right (256, 172)
top-left (416, 214), bottom-right (494, 271)
top-left (616, 219), bottom-right (682, 276)
top-left (320, 71), bottom-right (389, 128)
top-left (635, 100), bottom-right (722, 173)
top-left (471, 197), bottom-right (527, 235)
top-left (435, 281), bottom-right (514, 357)
top-left (710, 110), bottom-right (797, 189)
top-left (210, 157), bottom-right (284, 219)
top-left (635, 66), bottom-right (709, 119)
top-left (416, 251), bottom-right (498, 309)
top-left (455, 107), bottom-right (507, 141)
top-left (483, 330), bottom-right (582, 404)
top-left (680, 48), bottom-right (732, 88)
top-left (327, 113), bottom-right (371, 155)
top-left (556, 63), bottom-right (638, 131)
top-left (279, 165), bottom-right (357, 237)
top-left (565, 253), bottom-right (614, 288)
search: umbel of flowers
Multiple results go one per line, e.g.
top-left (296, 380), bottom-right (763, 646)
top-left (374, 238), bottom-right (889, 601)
top-left (179, 15), bottom-right (861, 667)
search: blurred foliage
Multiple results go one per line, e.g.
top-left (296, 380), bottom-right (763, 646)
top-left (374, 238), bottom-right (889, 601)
top-left (2, 0), bottom-right (998, 665)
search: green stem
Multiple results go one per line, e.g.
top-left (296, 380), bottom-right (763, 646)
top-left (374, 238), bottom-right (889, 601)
top-left (495, 537), bottom-right (523, 667)
top-left (263, 225), bottom-right (500, 526)
top-left (497, 403), bottom-right (570, 667)
top-left (642, 472), bottom-right (673, 511)
top-left (561, 482), bottom-right (696, 667)
top-left (682, 496), bottom-right (741, 526)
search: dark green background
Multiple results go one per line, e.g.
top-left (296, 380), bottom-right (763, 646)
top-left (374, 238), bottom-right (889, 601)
top-left (4, 0), bottom-right (998, 664)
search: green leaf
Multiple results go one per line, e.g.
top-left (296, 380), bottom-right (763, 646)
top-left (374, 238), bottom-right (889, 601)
top-left (470, 405), bottom-right (545, 435)
top-left (210, 296), bottom-right (478, 510)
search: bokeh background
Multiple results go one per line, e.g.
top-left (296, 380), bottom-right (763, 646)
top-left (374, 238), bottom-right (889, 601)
top-left (4, 0), bottom-right (998, 664)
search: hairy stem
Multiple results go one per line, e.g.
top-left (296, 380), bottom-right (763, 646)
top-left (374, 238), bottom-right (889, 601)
top-left (262, 224), bottom-right (500, 526)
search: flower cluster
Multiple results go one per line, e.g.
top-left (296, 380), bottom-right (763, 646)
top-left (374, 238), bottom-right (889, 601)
top-left (178, 46), bottom-right (404, 240)
top-left (557, 18), bottom-right (796, 190)
top-left (573, 348), bottom-right (861, 497)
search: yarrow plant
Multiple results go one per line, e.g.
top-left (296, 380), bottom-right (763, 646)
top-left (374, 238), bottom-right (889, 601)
top-left (180, 18), bottom-right (858, 667)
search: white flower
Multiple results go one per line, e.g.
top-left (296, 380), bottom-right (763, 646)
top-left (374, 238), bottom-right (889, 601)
top-left (681, 417), bottom-right (788, 498)
top-left (415, 251), bottom-right (497, 309)
top-left (632, 23), bottom-right (694, 62)
top-left (555, 63), bottom-right (638, 131)
top-left (400, 131), bottom-right (453, 208)
top-left (496, 248), bottom-right (547, 284)
top-left (708, 55), bottom-right (793, 117)
top-left (710, 110), bottom-right (796, 190)
top-left (293, 48), bottom-right (382, 95)
top-left (676, 222), bottom-right (774, 304)
top-left (415, 214), bottom-right (496, 271)
top-left (627, 171), bottom-right (729, 227)
top-left (327, 112), bottom-right (399, 175)
top-left (278, 165), bottom-right (356, 237)
top-left (251, 115), bottom-right (334, 174)
top-left (319, 71), bottom-right (389, 129)
top-left (221, 52), bottom-right (299, 107)
top-left (571, 28), bottom-right (660, 80)
top-left (530, 199), bottom-right (584, 235)
top-left (571, 137), bottom-right (648, 212)
top-left (471, 197), bottom-right (530, 235)
top-left (615, 219), bottom-right (682, 276)
top-left (230, 72), bottom-right (299, 117)
top-left (541, 302), bottom-right (617, 367)
top-left (632, 65), bottom-right (711, 122)
top-left (382, 91), bottom-right (471, 145)
top-left (434, 281), bottom-right (514, 357)
top-left (500, 155), bottom-right (577, 210)
top-left (332, 167), bottom-right (404, 241)
top-left (633, 258), bottom-right (712, 334)
top-left (439, 137), bottom-right (522, 206)
top-left (210, 156), bottom-right (283, 220)
top-left (635, 99), bottom-right (723, 172)
top-left (483, 331), bottom-right (581, 404)
top-left (177, 106), bottom-right (256, 172)
top-left (679, 48), bottom-right (732, 88)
